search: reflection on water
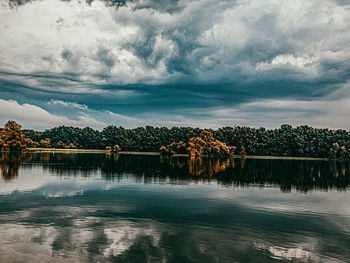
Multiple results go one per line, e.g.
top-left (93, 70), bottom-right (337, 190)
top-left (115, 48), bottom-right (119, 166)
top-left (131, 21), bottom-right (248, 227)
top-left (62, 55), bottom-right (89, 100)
top-left (0, 152), bottom-right (32, 181)
top-left (2, 152), bottom-right (350, 192)
top-left (0, 153), bottom-right (350, 262)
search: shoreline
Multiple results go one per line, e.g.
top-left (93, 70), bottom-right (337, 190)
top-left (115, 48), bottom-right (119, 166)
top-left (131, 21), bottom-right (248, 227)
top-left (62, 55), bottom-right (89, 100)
top-left (26, 148), bottom-right (329, 161)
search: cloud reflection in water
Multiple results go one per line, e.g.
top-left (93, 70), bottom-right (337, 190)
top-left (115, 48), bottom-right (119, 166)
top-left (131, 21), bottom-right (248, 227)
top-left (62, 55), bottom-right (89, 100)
top-left (0, 153), bottom-right (350, 262)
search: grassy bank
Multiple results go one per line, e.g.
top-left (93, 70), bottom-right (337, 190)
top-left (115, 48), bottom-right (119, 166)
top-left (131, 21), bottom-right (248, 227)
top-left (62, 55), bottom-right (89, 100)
top-left (27, 148), bottom-right (106, 153)
top-left (27, 148), bottom-right (161, 156)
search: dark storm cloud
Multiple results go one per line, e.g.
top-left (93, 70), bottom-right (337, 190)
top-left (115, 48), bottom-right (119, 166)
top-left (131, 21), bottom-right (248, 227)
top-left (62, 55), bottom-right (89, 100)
top-left (0, 69), bottom-right (342, 118)
top-left (7, 0), bottom-right (34, 7)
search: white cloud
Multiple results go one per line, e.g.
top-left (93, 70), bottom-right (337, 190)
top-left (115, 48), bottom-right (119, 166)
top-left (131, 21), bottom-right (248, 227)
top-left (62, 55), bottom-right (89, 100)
top-left (256, 54), bottom-right (314, 70)
top-left (254, 243), bottom-right (319, 262)
top-left (0, 99), bottom-right (106, 130)
top-left (195, 86), bottom-right (350, 129)
top-left (2, 95), bottom-right (350, 131)
top-left (47, 99), bottom-right (88, 110)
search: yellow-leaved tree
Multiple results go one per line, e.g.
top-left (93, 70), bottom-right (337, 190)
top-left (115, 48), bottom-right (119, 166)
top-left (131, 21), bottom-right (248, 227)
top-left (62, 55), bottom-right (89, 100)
top-left (0, 120), bottom-right (33, 151)
top-left (187, 131), bottom-right (236, 156)
top-left (160, 131), bottom-right (236, 156)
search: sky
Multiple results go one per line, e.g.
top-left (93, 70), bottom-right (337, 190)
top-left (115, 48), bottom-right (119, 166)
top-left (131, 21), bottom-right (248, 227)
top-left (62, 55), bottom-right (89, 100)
top-left (0, 0), bottom-right (350, 130)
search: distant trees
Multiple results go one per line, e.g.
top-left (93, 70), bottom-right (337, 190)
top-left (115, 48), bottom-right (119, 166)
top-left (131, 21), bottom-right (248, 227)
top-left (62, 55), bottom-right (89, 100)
top-left (240, 146), bottom-right (247, 157)
top-left (5, 119), bottom-right (350, 159)
top-left (39, 126), bottom-right (102, 149)
top-left (101, 125), bottom-right (122, 150)
top-left (215, 125), bottom-right (350, 159)
top-left (101, 125), bottom-right (201, 152)
top-left (0, 120), bottom-right (33, 151)
top-left (329, 143), bottom-right (350, 160)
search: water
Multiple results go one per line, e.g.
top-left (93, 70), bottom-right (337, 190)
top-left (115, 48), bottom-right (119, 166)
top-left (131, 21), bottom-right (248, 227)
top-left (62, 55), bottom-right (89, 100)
top-left (0, 153), bottom-right (350, 263)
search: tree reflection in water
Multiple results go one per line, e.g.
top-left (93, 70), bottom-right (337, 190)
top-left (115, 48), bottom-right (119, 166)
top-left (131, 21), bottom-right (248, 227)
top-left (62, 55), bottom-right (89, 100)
top-left (0, 152), bottom-right (32, 181)
top-left (1, 153), bottom-right (350, 263)
top-left (165, 156), bottom-right (234, 179)
top-left (1, 153), bottom-right (350, 192)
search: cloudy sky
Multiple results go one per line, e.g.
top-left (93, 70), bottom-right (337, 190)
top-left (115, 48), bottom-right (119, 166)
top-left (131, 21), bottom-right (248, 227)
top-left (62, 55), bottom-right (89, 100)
top-left (1, 0), bottom-right (350, 130)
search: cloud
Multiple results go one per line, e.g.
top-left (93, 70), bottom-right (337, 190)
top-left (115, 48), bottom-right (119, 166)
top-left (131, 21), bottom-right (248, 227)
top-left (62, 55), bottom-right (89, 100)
top-left (47, 99), bottom-right (88, 110)
top-left (206, 94), bottom-right (350, 129)
top-left (256, 54), bottom-right (314, 70)
top-left (3, 94), bottom-right (350, 131)
top-left (0, 0), bottom-right (350, 128)
top-left (0, 99), bottom-right (106, 130)
top-left (104, 110), bottom-right (146, 127)
top-left (2, 0), bottom-right (349, 86)
top-left (0, 98), bottom-right (151, 130)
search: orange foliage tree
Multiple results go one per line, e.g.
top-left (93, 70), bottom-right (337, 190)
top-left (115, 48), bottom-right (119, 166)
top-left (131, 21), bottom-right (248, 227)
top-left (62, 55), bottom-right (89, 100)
top-left (160, 131), bottom-right (236, 156)
top-left (113, 144), bottom-right (121, 152)
top-left (40, 138), bottom-right (51, 148)
top-left (0, 120), bottom-right (33, 151)
top-left (160, 141), bottom-right (187, 155)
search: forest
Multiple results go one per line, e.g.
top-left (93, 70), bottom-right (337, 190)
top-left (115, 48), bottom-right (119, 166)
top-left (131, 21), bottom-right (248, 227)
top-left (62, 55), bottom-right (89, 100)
top-left (2, 120), bottom-right (350, 159)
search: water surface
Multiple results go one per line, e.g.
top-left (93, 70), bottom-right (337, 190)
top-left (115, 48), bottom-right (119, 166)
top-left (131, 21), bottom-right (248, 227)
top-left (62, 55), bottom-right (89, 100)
top-left (0, 153), bottom-right (350, 262)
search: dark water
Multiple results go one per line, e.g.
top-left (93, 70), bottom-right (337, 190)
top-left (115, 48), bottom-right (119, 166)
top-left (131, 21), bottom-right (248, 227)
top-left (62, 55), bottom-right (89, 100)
top-left (1, 153), bottom-right (350, 263)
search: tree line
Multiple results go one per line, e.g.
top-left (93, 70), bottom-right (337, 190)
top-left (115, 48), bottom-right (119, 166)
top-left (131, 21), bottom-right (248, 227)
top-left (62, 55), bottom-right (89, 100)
top-left (2, 120), bottom-right (350, 159)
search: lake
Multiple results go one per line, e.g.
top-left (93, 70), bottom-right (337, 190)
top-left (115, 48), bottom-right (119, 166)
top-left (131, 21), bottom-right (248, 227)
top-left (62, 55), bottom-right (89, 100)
top-left (0, 152), bottom-right (350, 262)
